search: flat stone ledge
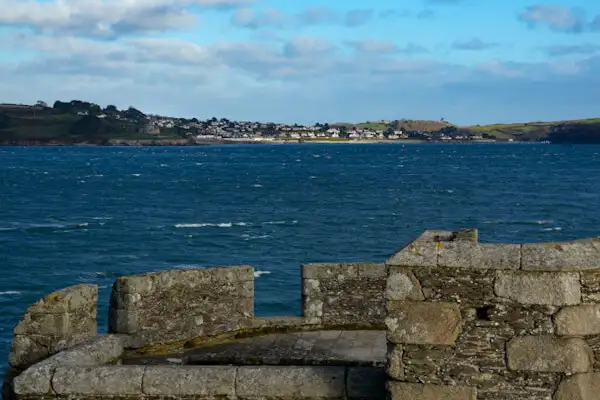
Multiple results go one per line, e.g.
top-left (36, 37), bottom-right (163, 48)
top-left (386, 301), bottom-right (462, 345)
top-left (387, 382), bottom-right (476, 400)
top-left (555, 372), bottom-right (600, 400)
top-left (143, 365), bottom-right (236, 397)
top-left (438, 242), bottom-right (520, 269)
top-left (555, 305), bottom-right (600, 336)
top-left (494, 271), bottom-right (581, 306)
top-left (235, 366), bottom-right (345, 399)
top-left (522, 239), bottom-right (600, 271)
top-left (52, 366), bottom-right (145, 395)
top-left (506, 335), bottom-right (592, 374)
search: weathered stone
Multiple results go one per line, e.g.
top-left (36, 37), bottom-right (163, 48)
top-left (143, 366), bottom-right (236, 396)
top-left (386, 239), bottom-right (437, 267)
top-left (555, 372), bottom-right (600, 400)
top-left (522, 239), bottom-right (600, 270)
top-left (506, 336), bottom-right (592, 373)
top-left (235, 366), bottom-right (345, 399)
top-left (386, 302), bottom-right (462, 345)
top-left (386, 344), bottom-right (403, 380)
top-left (26, 284), bottom-right (98, 314)
top-left (12, 335), bottom-right (124, 396)
top-left (438, 242), bottom-right (520, 269)
top-left (494, 271), bottom-right (581, 306)
top-left (301, 263), bottom-right (359, 279)
top-left (52, 366), bottom-right (144, 395)
top-left (556, 305), bottom-right (600, 337)
top-left (358, 263), bottom-right (386, 278)
top-left (109, 266), bottom-right (255, 346)
top-left (386, 268), bottom-right (424, 301)
top-left (387, 382), bottom-right (476, 400)
top-left (9, 284), bottom-right (98, 369)
top-left (346, 367), bottom-right (386, 400)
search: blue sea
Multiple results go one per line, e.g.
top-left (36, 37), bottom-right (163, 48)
top-left (2, 143), bottom-right (600, 377)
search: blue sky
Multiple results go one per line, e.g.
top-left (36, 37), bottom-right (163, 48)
top-left (0, 0), bottom-right (599, 125)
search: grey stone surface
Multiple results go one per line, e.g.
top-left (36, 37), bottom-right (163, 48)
top-left (386, 268), bottom-right (424, 301)
top-left (385, 344), bottom-right (403, 380)
top-left (506, 336), bottom-right (592, 373)
top-left (346, 367), bottom-right (386, 400)
top-left (387, 382), bottom-right (476, 400)
top-left (125, 330), bottom-right (386, 367)
top-left (522, 239), bottom-right (600, 270)
top-left (555, 372), bottom-right (600, 400)
top-left (556, 305), bottom-right (600, 337)
top-left (438, 242), bottom-right (521, 269)
top-left (386, 301), bottom-right (462, 345)
top-left (494, 271), bottom-right (581, 306)
top-left (109, 266), bottom-right (254, 346)
top-left (302, 262), bottom-right (386, 325)
top-left (143, 365), bottom-right (236, 396)
top-left (236, 366), bottom-right (345, 399)
top-left (386, 238), bottom-right (438, 267)
top-left (12, 335), bottom-right (124, 396)
top-left (9, 284), bottom-right (98, 369)
top-left (52, 366), bottom-right (145, 395)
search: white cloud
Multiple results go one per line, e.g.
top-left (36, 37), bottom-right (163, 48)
top-left (0, 0), bottom-right (251, 38)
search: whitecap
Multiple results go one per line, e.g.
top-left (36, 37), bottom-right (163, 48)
top-left (542, 227), bottom-right (563, 231)
top-left (253, 184), bottom-right (263, 188)
top-left (0, 291), bottom-right (21, 296)
top-left (242, 234), bottom-right (271, 240)
top-left (174, 222), bottom-right (248, 229)
top-left (254, 271), bottom-right (271, 278)
top-left (131, 174), bottom-right (142, 177)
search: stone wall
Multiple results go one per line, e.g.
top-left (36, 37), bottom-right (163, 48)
top-left (385, 229), bottom-right (600, 400)
top-left (13, 363), bottom-right (384, 400)
top-left (302, 263), bottom-right (386, 326)
top-left (109, 266), bottom-right (255, 347)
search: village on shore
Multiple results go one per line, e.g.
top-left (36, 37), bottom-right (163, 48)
top-left (0, 101), bottom-right (503, 145)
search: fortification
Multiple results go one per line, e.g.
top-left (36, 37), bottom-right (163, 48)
top-left (4, 229), bottom-right (600, 400)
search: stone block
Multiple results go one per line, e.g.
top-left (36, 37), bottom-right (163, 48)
top-left (494, 271), bottom-right (581, 306)
top-left (27, 284), bottom-right (98, 314)
top-left (13, 335), bottom-right (125, 396)
top-left (506, 336), bottom-right (592, 373)
top-left (438, 242), bottom-right (520, 269)
top-left (358, 263), bottom-right (386, 278)
top-left (109, 308), bottom-right (139, 334)
top-left (386, 240), bottom-right (437, 267)
top-left (386, 301), bottom-right (462, 345)
top-left (386, 268), bottom-right (424, 301)
top-left (302, 263), bottom-right (360, 279)
top-left (556, 305), bottom-right (600, 336)
top-left (386, 344), bottom-right (403, 380)
top-left (522, 239), bottom-right (600, 271)
top-left (235, 366), bottom-right (345, 399)
top-left (304, 299), bottom-right (324, 318)
top-left (555, 372), bottom-right (600, 400)
top-left (52, 366), bottom-right (145, 395)
top-left (387, 382), bottom-right (476, 400)
top-left (346, 367), bottom-right (387, 400)
top-left (143, 366), bottom-right (236, 396)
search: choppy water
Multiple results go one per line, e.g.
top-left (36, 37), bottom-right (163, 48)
top-left (2, 143), bottom-right (600, 377)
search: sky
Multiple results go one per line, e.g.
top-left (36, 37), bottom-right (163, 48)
top-left (0, 0), bottom-right (599, 125)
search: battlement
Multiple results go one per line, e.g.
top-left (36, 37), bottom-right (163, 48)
top-left (5, 228), bottom-right (600, 400)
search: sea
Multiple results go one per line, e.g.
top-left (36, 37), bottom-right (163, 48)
top-left (2, 143), bottom-right (600, 377)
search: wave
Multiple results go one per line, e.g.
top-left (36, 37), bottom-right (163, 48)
top-left (0, 222), bottom-right (89, 232)
top-left (175, 222), bottom-right (248, 229)
top-left (175, 220), bottom-right (297, 229)
top-left (0, 291), bottom-right (21, 296)
top-left (254, 270), bottom-right (271, 278)
top-left (484, 220), bottom-right (554, 226)
top-left (241, 234), bottom-right (271, 240)
top-left (542, 227), bottom-right (563, 231)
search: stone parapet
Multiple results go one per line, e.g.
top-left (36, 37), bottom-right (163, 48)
top-left (12, 363), bottom-right (386, 400)
top-left (384, 229), bottom-right (600, 400)
top-left (302, 262), bottom-right (386, 326)
top-left (109, 266), bottom-right (255, 347)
